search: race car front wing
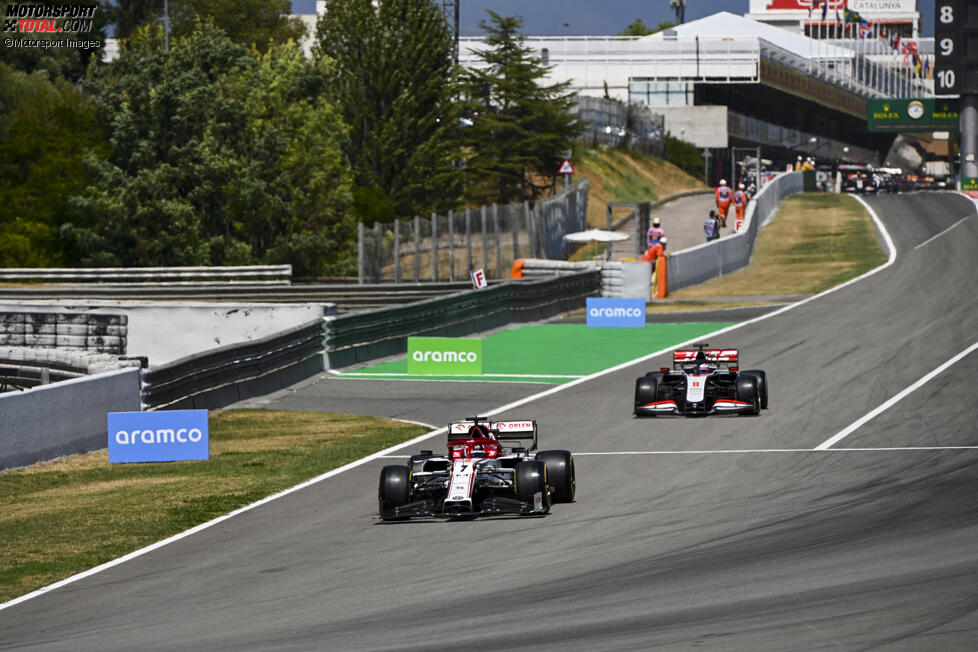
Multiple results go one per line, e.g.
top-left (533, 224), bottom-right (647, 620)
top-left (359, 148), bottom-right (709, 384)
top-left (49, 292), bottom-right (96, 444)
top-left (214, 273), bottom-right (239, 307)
top-left (635, 398), bottom-right (755, 416)
top-left (379, 495), bottom-right (547, 520)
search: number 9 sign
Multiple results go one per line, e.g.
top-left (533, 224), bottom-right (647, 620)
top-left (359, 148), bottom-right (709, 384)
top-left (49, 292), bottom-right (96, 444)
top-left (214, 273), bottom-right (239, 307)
top-left (934, 0), bottom-right (961, 94)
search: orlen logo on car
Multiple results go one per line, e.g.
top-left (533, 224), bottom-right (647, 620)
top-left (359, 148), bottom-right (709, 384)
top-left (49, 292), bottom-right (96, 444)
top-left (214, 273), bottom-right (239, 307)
top-left (407, 336), bottom-right (482, 375)
top-left (496, 421), bottom-right (533, 431)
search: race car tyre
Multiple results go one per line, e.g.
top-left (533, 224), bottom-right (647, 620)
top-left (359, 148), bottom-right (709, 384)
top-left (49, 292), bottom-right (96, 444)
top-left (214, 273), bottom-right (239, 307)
top-left (535, 450), bottom-right (575, 503)
top-left (515, 460), bottom-right (551, 512)
top-left (634, 374), bottom-right (662, 415)
top-left (735, 374), bottom-right (761, 416)
top-left (378, 465), bottom-right (411, 520)
top-left (741, 369), bottom-right (768, 409)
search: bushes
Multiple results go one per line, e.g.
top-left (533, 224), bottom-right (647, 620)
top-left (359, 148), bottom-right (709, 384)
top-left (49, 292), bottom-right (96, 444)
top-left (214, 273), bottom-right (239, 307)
top-left (664, 133), bottom-right (704, 180)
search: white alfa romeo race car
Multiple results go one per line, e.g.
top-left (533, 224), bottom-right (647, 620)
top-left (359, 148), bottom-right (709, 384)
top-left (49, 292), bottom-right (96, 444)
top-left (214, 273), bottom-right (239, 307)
top-left (378, 417), bottom-right (575, 520)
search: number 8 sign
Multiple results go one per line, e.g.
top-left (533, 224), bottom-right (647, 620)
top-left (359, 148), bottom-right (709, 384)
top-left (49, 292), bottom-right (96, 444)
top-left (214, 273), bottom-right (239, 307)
top-left (935, 0), bottom-right (961, 94)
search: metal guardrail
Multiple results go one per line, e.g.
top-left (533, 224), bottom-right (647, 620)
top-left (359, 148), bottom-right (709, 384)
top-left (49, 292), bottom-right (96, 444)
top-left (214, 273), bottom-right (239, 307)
top-left (0, 265), bottom-right (292, 283)
top-left (0, 363), bottom-right (82, 391)
top-left (1, 273), bottom-right (599, 466)
top-left (141, 319), bottom-right (326, 410)
top-left (135, 271), bottom-right (599, 410)
top-left (326, 271), bottom-right (600, 368)
top-left (0, 282), bottom-right (470, 313)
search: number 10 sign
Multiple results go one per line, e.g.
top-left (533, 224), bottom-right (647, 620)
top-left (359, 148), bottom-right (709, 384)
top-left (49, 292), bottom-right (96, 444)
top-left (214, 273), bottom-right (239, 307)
top-left (934, 0), bottom-right (961, 95)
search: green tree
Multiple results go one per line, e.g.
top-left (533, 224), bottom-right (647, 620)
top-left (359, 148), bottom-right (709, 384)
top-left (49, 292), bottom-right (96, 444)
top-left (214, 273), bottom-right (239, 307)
top-left (170, 0), bottom-right (306, 52)
top-left (315, 0), bottom-right (464, 221)
top-left (0, 0), bottom-right (109, 81)
top-left (617, 19), bottom-right (675, 36)
top-left (107, 0), bottom-right (305, 51)
top-left (461, 11), bottom-right (582, 204)
top-left (106, 0), bottom-right (159, 40)
top-left (0, 64), bottom-right (108, 266)
top-left (664, 133), bottom-right (705, 179)
top-left (65, 24), bottom-right (353, 275)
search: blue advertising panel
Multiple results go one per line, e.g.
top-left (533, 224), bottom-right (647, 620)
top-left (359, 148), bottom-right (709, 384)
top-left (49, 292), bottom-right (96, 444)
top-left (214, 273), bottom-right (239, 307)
top-left (108, 410), bottom-right (209, 463)
top-left (586, 297), bottom-right (646, 328)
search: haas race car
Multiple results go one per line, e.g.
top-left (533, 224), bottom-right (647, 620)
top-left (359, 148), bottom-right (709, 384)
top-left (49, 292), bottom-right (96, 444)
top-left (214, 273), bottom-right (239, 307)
top-left (634, 344), bottom-right (768, 417)
top-left (378, 417), bottom-right (575, 520)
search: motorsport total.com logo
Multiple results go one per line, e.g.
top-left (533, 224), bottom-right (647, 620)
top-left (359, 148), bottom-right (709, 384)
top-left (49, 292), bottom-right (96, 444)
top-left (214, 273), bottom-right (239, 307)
top-left (4, 3), bottom-right (97, 34)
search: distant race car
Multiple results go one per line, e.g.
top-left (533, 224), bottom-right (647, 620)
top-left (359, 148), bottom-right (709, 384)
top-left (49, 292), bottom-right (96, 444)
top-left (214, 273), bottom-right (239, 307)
top-left (634, 344), bottom-right (768, 417)
top-left (378, 417), bottom-right (575, 521)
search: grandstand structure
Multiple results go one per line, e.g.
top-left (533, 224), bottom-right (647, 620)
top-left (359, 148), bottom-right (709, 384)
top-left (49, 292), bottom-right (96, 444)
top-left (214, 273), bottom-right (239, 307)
top-left (460, 6), bottom-right (936, 172)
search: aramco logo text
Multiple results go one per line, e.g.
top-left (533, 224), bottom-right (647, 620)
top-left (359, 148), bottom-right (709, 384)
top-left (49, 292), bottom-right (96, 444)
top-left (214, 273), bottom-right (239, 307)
top-left (407, 337), bottom-right (483, 375)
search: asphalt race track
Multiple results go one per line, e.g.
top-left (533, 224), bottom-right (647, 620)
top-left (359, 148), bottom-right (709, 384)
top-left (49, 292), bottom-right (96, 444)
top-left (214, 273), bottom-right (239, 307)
top-left (2, 193), bottom-right (977, 650)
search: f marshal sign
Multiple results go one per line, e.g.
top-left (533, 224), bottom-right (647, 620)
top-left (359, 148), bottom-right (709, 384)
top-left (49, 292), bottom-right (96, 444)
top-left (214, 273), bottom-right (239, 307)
top-left (108, 409), bottom-right (209, 463)
top-left (586, 297), bottom-right (646, 328)
top-left (407, 337), bottom-right (483, 375)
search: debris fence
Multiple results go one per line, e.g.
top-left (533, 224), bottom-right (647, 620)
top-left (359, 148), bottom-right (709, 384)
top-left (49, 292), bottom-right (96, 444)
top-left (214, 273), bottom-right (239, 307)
top-left (358, 179), bottom-right (588, 283)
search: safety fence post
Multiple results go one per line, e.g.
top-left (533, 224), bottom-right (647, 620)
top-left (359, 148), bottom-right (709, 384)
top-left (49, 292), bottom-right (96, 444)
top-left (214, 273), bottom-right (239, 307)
top-left (448, 210), bottom-right (455, 282)
top-left (431, 213), bottom-right (438, 281)
top-left (393, 219), bottom-right (401, 283)
top-left (413, 216), bottom-right (420, 283)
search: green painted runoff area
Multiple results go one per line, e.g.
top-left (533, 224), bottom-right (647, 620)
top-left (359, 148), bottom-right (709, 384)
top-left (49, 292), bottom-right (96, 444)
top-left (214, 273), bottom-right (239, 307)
top-left (339, 322), bottom-right (735, 383)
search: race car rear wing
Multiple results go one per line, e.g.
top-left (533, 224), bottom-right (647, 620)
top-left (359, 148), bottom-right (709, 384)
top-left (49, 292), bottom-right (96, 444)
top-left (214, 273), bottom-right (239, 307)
top-left (490, 420), bottom-right (538, 449)
top-left (447, 417), bottom-right (538, 451)
top-left (448, 421), bottom-right (480, 439)
top-left (673, 348), bottom-right (739, 370)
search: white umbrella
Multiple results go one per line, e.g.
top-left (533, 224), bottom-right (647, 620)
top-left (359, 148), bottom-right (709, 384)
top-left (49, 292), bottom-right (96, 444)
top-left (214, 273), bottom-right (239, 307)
top-left (563, 229), bottom-right (630, 243)
top-left (564, 229), bottom-right (630, 261)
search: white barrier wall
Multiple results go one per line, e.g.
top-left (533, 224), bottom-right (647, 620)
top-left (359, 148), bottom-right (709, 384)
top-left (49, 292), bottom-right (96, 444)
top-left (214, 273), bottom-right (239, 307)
top-left (665, 171), bottom-right (803, 291)
top-left (0, 302), bottom-right (334, 367)
top-left (0, 367), bottom-right (141, 470)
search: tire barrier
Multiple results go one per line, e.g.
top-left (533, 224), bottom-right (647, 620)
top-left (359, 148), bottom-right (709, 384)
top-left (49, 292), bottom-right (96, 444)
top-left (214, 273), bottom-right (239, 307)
top-left (0, 347), bottom-right (142, 391)
top-left (0, 311), bottom-right (127, 354)
top-left (510, 259), bottom-right (646, 299)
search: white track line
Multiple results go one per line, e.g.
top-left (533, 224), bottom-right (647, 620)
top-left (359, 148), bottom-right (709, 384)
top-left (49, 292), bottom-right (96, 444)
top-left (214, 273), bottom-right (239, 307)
top-left (329, 376), bottom-right (557, 385)
top-left (815, 341), bottom-right (978, 450)
top-left (0, 418), bottom-right (442, 613)
top-left (576, 446), bottom-right (978, 454)
top-left (338, 372), bottom-right (582, 379)
top-left (380, 446), bottom-right (978, 458)
top-left (0, 194), bottom-right (900, 612)
top-left (913, 215), bottom-right (972, 250)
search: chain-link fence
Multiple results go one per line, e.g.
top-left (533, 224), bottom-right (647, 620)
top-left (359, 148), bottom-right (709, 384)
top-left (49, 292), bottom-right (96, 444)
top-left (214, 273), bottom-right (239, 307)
top-left (358, 179), bottom-right (589, 284)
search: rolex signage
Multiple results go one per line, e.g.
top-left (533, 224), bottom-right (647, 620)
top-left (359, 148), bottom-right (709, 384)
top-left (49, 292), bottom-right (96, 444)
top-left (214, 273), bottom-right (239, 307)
top-left (867, 98), bottom-right (960, 132)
